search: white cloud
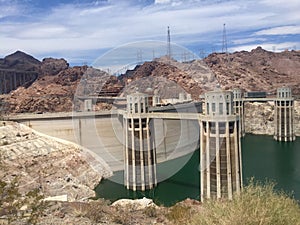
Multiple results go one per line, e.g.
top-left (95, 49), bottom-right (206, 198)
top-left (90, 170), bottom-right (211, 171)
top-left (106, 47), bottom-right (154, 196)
top-left (0, 1), bottom-right (21, 19)
top-left (260, 0), bottom-right (300, 9)
top-left (229, 42), bottom-right (299, 52)
top-left (155, 0), bottom-right (171, 4)
top-left (254, 26), bottom-right (300, 36)
top-left (232, 37), bottom-right (267, 45)
top-left (0, 0), bottom-right (300, 62)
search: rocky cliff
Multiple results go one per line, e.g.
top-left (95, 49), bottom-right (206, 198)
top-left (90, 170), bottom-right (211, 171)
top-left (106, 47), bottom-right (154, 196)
top-left (244, 101), bottom-right (300, 136)
top-left (0, 122), bottom-right (112, 201)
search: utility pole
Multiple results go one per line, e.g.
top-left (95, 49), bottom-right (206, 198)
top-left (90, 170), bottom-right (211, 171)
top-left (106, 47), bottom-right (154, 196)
top-left (137, 49), bottom-right (143, 65)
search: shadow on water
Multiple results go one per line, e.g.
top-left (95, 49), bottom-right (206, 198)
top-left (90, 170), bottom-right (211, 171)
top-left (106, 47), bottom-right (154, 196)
top-left (95, 150), bottom-right (200, 207)
top-left (95, 135), bottom-right (300, 206)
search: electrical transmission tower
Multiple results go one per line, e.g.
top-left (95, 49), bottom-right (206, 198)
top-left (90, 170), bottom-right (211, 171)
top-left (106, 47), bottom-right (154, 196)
top-left (222, 23), bottom-right (228, 53)
top-left (137, 49), bottom-right (143, 65)
top-left (167, 26), bottom-right (171, 59)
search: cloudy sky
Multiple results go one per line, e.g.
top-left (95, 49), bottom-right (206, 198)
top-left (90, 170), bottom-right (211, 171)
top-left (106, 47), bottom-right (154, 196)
top-left (0, 0), bottom-right (299, 66)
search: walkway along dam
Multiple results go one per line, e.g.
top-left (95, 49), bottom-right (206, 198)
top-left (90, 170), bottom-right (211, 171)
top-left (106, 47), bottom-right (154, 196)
top-left (7, 86), bottom-right (296, 202)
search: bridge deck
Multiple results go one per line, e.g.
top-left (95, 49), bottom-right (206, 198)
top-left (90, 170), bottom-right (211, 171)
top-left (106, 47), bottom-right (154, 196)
top-left (5, 111), bottom-right (115, 121)
top-left (76, 96), bottom-right (126, 101)
top-left (242, 97), bottom-right (279, 102)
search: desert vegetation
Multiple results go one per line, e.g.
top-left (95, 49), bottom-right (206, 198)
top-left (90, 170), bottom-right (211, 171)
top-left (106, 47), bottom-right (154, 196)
top-left (0, 170), bottom-right (300, 225)
top-left (190, 180), bottom-right (300, 225)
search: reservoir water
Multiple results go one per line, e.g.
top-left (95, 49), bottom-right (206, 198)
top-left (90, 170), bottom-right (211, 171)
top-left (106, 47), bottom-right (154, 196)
top-left (95, 134), bottom-right (300, 206)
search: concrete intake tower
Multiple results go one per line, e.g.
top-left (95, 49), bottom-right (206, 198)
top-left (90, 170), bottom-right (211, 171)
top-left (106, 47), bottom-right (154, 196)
top-left (123, 93), bottom-right (157, 191)
top-left (274, 87), bottom-right (296, 142)
top-left (200, 88), bottom-right (243, 201)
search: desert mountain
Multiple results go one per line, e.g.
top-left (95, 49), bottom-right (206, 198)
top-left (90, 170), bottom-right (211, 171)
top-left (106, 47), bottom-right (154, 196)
top-left (1, 47), bottom-right (300, 113)
top-left (0, 51), bottom-right (41, 72)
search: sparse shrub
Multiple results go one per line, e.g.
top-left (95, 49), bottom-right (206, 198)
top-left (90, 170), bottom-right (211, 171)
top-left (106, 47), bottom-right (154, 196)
top-left (72, 202), bottom-right (89, 218)
top-left (0, 177), bottom-right (23, 224)
top-left (144, 205), bottom-right (157, 218)
top-left (0, 178), bottom-right (48, 225)
top-left (111, 206), bottom-right (130, 225)
top-left (71, 199), bottom-right (111, 223)
top-left (166, 204), bottom-right (192, 224)
top-left (0, 154), bottom-right (47, 225)
top-left (191, 179), bottom-right (300, 225)
top-left (24, 188), bottom-right (48, 225)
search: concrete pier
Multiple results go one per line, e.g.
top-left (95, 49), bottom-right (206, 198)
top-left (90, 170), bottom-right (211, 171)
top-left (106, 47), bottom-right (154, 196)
top-left (123, 93), bottom-right (157, 191)
top-left (274, 87), bottom-right (296, 142)
top-left (200, 89), bottom-right (242, 201)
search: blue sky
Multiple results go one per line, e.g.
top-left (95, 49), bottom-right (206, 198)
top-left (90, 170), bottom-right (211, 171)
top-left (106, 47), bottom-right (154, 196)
top-left (0, 0), bottom-right (299, 66)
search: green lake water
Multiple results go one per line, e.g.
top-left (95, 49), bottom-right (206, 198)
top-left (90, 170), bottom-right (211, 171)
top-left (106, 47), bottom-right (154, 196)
top-left (95, 134), bottom-right (300, 206)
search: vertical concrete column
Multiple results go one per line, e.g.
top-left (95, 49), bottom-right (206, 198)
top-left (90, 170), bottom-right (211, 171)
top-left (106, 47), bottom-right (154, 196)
top-left (179, 93), bottom-right (185, 102)
top-left (124, 92), bottom-right (157, 191)
top-left (274, 87), bottom-right (296, 142)
top-left (84, 99), bottom-right (93, 111)
top-left (123, 117), bottom-right (129, 188)
top-left (200, 120), bottom-right (205, 201)
top-left (205, 120), bottom-right (211, 199)
top-left (216, 122), bottom-right (221, 198)
top-left (200, 88), bottom-right (242, 201)
top-left (152, 95), bottom-right (160, 107)
top-left (234, 120), bottom-right (241, 194)
top-left (233, 88), bottom-right (245, 137)
top-left (225, 121), bottom-right (233, 199)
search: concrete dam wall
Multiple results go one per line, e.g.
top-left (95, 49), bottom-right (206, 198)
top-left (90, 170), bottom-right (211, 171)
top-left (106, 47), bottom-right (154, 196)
top-left (20, 115), bottom-right (200, 171)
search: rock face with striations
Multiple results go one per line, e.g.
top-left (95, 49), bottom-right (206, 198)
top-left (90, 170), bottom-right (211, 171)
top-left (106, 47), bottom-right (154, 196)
top-left (0, 122), bottom-right (112, 201)
top-left (244, 101), bottom-right (300, 136)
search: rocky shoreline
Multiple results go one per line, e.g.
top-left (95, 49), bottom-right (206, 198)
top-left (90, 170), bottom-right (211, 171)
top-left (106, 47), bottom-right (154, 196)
top-left (0, 122), bottom-right (112, 202)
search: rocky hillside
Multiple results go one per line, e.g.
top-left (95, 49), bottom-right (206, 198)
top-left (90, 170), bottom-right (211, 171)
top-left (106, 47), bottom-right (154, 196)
top-left (3, 65), bottom-right (122, 113)
top-left (0, 51), bottom-right (41, 72)
top-left (204, 47), bottom-right (300, 95)
top-left (0, 122), bottom-right (112, 201)
top-left (2, 47), bottom-right (300, 113)
top-left (119, 47), bottom-right (300, 99)
top-left (7, 66), bottom-right (87, 113)
top-left (120, 57), bottom-right (217, 99)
